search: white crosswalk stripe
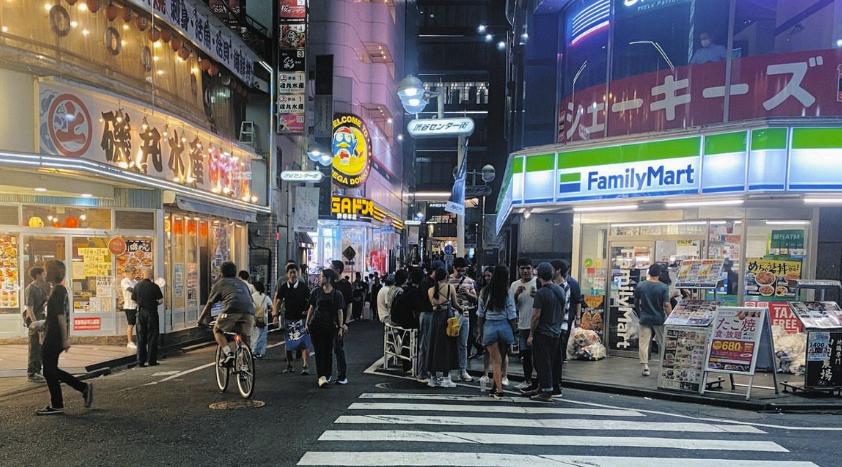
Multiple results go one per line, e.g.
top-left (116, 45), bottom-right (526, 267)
top-left (298, 392), bottom-right (820, 467)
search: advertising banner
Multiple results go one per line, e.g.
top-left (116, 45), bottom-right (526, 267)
top-left (744, 258), bottom-right (801, 299)
top-left (293, 187), bottom-right (319, 233)
top-left (704, 307), bottom-right (766, 374)
top-left (446, 151), bottom-right (468, 216)
top-left (664, 300), bottom-right (723, 327)
top-left (674, 259), bottom-right (725, 289)
top-left (332, 114), bottom-right (372, 188)
top-left (744, 301), bottom-right (802, 334)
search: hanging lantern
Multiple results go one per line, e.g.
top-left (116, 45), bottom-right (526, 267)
top-left (199, 59), bottom-right (211, 71)
top-left (86, 0), bottom-right (102, 13)
top-left (178, 45), bottom-right (191, 61)
top-left (208, 65), bottom-right (219, 77)
top-left (105, 3), bottom-right (119, 21)
top-left (28, 217), bottom-right (44, 228)
top-left (199, 223), bottom-right (209, 237)
top-left (64, 216), bottom-right (79, 228)
top-left (120, 6), bottom-right (133, 22)
top-left (52, 220), bottom-right (62, 228)
top-left (135, 16), bottom-right (149, 32)
top-left (187, 222), bottom-right (197, 234)
top-left (66, 0), bottom-right (79, 6)
top-left (173, 220), bottom-right (184, 234)
top-left (160, 29), bottom-right (171, 43)
top-left (170, 37), bottom-right (182, 52)
top-left (147, 27), bottom-right (161, 42)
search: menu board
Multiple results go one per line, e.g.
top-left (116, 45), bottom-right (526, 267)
top-left (704, 307), bottom-right (766, 374)
top-left (744, 258), bottom-right (801, 298)
top-left (0, 235), bottom-right (19, 309)
top-left (115, 240), bottom-right (153, 277)
top-left (659, 326), bottom-right (709, 391)
top-left (805, 331), bottom-right (842, 388)
top-left (187, 263), bottom-right (198, 306)
top-left (675, 259), bottom-right (725, 288)
top-left (665, 300), bottom-right (723, 327)
top-left (788, 302), bottom-right (842, 329)
top-left (580, 294), bottom-right (605, 341)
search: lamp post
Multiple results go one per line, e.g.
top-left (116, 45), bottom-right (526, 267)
top-left (465, 164), bottom-right (495, 272)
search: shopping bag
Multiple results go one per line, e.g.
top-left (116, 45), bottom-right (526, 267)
top-left (362, 301), bottom-right (371, 320)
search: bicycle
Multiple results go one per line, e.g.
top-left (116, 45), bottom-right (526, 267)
top-left (211, 322), bottom-right (255, 399)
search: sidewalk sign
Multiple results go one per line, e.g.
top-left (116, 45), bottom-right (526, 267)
top-left (786, 301), bottom-right (842, 391)
top-left (659, 300), bottom-right (722, 392)
top-left (700, 306), bottom-right (779, 399)
top-left (674, 259), bottom-right (725, 289)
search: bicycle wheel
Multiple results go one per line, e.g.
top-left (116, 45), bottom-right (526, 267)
top-left (215, 346), bottom-right (229, 392)
top-left (236, 344), bottom-right (255, 399)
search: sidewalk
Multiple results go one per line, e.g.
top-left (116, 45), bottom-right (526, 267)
top-left (464, 353), bottom-right (842, 411)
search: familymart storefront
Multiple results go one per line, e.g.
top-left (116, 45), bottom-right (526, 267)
top-left (497, 126), bottom-right (841, 356)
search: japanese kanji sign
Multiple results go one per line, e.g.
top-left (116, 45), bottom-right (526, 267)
top-left (744, 258), bottom-right (801, 299)
top-left (705, 307), bottom-right (767, 375)
top-left (407, 118), bottom-right (475, 138)
top-left (39, 81), bottom-right (255, 201)
top-left (674, 259), bottom-right (725, 289)
top-left (278, 72), bottom-right (306, 95)
top-left (805, 331), bottom-right (842, 388)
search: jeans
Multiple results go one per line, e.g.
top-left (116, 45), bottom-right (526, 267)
top-left (639, 325), bottom-right (665, 365)
top-left (42, 347), bottom-right (86, 408)
top-left (28, 326), bottom-right (42, 376)
top-left (482, 319), bottom-right (515, 346)
top-left (518, 329), bottom-right (534, 381)
top-left (251, 325), bottom-right (268, 356)
top-left (310, 324), bottom-right (336, 378)
top-left (334, 332), bottom-right (347, 380)
top-left (457, 314), bottom-right (470, 373)
top-left (137, 308), bottom-right (160, 365)
top-left (416, 311), bottom-right (433, 378)
top-left (533, 333), bottom-right (560, 393)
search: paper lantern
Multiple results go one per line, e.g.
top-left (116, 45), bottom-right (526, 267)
top-left (120, 6), bottom-right (133, 22)
top-left (199, 59), bottom-right (211, 71)
top-left (147, 27), bottom-right (160, 42)
top-left (173, 220), bottom-right (184, 234)
top-left (199, 223), bottom-right (209, 237)
top-left (66, 0), bottom-right (79, 6)
top-left (135, 16), bottom-right (149, 32)
top-left (160, 29), bottom-right (171, 43)
top-left (178, 45), bottom-right (191, 60)
top-left (86, 0), bottom-right (101, 13)
top-left (187, 222), bottom-right (197, 234)
top-left (170, 37), bottom-right (182, 52)
top-left (105, 3), bottom-right (119, 21)
top-left (64, 216), bottom-right (79, 228)
top-left (208, 65), bottom-right (219, 76)
top-left (28, 217), bottom-right (44, 228)
top-left (52, 221), bottom-right (62, 228)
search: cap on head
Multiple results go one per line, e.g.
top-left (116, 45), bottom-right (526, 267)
top-left (536, 262), bottom-right (554, 281)
top-left (431, 260), bottom-right (445, 271)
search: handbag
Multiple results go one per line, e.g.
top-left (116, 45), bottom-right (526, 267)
top-left (444, 286), bottom-right (461, 337)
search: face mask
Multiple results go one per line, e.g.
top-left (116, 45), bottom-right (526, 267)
top-left (700, 39), bottom-right (711, 48)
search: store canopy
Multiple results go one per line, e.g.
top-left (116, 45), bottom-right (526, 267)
top-left (295, 232), bottom-right (314, 248)
top-left (175, 196), bottom-right (257, 223)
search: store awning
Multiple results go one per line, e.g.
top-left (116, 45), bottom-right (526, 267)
top-left (295, 231), bottom-right (314, 248)
top-left (175, 196), bottom-right (257, 223)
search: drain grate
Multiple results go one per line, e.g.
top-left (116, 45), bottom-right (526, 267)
top-left (208, 400), bottom-right (265, 410)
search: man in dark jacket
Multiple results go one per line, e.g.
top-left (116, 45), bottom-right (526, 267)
top-left (132, 267), bottom-right (163, 367)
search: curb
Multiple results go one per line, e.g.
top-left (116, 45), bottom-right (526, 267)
top-left (465, 370), bottom-right (842, 413)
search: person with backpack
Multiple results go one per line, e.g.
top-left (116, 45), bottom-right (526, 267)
top-left (250, 281), bottom-right (271, 358)
top-left (426, 267), bottom-right (462, 388)
top-left (305, 269), bottom-right (346, 388)
top-left (24, 267), bottom-right (50, 383)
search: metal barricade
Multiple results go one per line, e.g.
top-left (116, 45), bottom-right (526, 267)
top-left (383, 322), bottom-right (417, 374)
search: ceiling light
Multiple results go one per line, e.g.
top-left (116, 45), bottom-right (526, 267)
top-left (34, 187), bottom-right (47, 192)
top-left (573, 204), bottom-right (638, 213)
top-left (1, 27), bottom-right (7, 33)
top-left (80, 193), bottom-right (93, 198)
top-left (79, 3), bottom-right (87, 11)
top-left (82, 29), bottom-right (89, 36)
top-left (804, 198), bottom-right (842, 204)
top-left (44, 3), bottom-right (51, 11)
top-left (70, 21), bottom-right (78, 27)
top-left (397, 134), bottom-right (403, 141)
top-left (477, 25), bottom-right (486, 33)
top-left (485, 34), bottom-right (492, 42)
top-left (123, 24), bottom-right (129, 30)
top-left (765, 220), bottom-right (809, 225)
top-left (523, 209), bottom-right (532, 219)
top-left (664, 199), bottom-right (744, 208)
top-left (497, 41), bottom-right (506, 50)
top-left (387, 118), bottom-right (393, 123)
top-left (612, 221), bottom-right (708, 227)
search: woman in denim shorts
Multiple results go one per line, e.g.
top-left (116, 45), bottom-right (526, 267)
top-left (476, 265), bottom-right (517, 398)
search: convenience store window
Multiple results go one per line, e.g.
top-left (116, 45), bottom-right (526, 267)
top-left (744, 220), bottom-right (809, 303)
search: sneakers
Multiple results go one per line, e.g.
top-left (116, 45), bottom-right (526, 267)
top-left (460, 372), bottom-right (473, 382)
top-left (127, 342), bottom-right (137, 349)
top-left (318, 376), bottom-right (328, 388)
top-left (488, 388), bottom-right (503, 400)
top-left (336, 378), bottom-right (348, 385)
top-left (417, 377), bottom-right (430, 384)
top-left (552, 388), bottom-right (563, 399)
top-left (301, 367), bottom-right (310, 376)
top-left (36, 406), bottom-right (64, 416)
top-left (521, 388), bottom-right (541, 398)
top-left (439, 378), bottom-right (457, 388)
top-left (28, 373), bottom-right (46, 383)
top-left (516, 381), bottom-right (533, 391)
top-left (220, 353), bottom-right (235, 367)
top-left (642, 366), bottom-right (651, 376)
top-left (502, 378), bottom-right (510, 387)
top-left (253, 354), bottom-right (264, 359)
top-left (427, 378), bottom-right (439, 388)
top-left (83, 383), bottom-right (94, 408)
top-left (283, 365), bottom-right (295, 374)
top-left (518, 383), bottom-right (538, 394)
top-left (530, 392), bottom-right (554, 403)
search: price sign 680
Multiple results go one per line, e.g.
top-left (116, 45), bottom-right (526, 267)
top-left (713, 340), bottom-right (743, 352)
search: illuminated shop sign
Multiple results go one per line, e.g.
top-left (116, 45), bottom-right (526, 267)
top-left (332, 113), bottom-right (372, 188)
top-left (330, 196), bottom-right (403, 230)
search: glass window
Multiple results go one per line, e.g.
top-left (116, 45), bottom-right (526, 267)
top-left (210, 221), bottom-right (231, 284)
top-left (707, 220), bottom-right (743, 304)
top-left (610, 221), bottom-right (708, 237)
top-left (22, 206), bottom-right (111, 229)
top-left (744, 220), bottom-right (808, 304)
top-left (21, 236), bottom-right (65, 316)
top-left (71, 237), bottom-right (113, 314)
top-left (579, 223), bottom-right (608, 296)
top-left (171, 216), bottom-right (186, 310)
top-left (186, 218), bottom-right (199, 308)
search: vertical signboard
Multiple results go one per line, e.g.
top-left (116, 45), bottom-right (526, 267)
top-left (278, 0), bottom-right (306, 134)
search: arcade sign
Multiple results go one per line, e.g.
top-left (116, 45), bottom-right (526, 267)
top-left (330, 196), bottom-right (403, 230)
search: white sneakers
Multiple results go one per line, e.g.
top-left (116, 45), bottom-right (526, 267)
top-left (127, 342), bottom-right (137, 349)
top-left (502, 378), bottom-right (510, 387)
top-left (318, 376), bottom-right (328, 387)
top-left (439, 378), bottom-right (457, 388)
top-left (642, 365), bottom-right (651, 376)
top-left (427, 378), bottom-right (439, 388)
top-left (460, 372), bottom-right (473, 382)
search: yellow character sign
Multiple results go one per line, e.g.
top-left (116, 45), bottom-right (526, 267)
top-left (332, 113), bottom-right (372, 188)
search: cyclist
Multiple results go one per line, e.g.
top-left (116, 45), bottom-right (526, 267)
top-left (198, 261), bottom-right (256, 366)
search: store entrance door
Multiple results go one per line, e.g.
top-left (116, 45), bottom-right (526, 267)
top-left (605, 242), bottom-right (653, 357)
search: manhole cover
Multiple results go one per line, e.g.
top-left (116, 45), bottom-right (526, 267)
top-left (375, 381), bottom-right (423, 390)
top-left (209, 400), bottom-right (265, 410)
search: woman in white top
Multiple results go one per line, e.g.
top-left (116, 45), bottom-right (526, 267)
top-left (121, 267), bottom-right (138, 349)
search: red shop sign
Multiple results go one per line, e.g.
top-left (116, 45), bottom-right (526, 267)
top-left (74, 317), bottom-right (101, 331)
top-left (108, 237), bottom-right (127, 256)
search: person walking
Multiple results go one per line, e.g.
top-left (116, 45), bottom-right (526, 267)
top-left (449, 258), bottom-right (476, 382)
top-left (305, 269), bottom-right (345, 388)
top-left (250, 281), bottom-right (271, 358)
top-left (525, 262), bottom-right (566, 402)
top-left (635, 264), bottom-right (672, 376)
top-left (23, 267), bottom-right (49, 383)
top-left (510, 257), bottom-right (537, 391)
top-left (352, 272), bottom-right (364, 321)
top-left (37, 260), bottom-right (93, 415)
top-left (416, 260), bottom-right (444, 383)
top-left (476, 265), bottom-right (517, 399)
top-left (132, 267), bottom-right (164, 367)
top-left (330, 260), bottom-right (353, 385)
top-left (426, 267), bottom-right (461, 388)
top-left (274, 263), bottom-right (312, 374)
top-left (120, 267), bottom-right (138, 349)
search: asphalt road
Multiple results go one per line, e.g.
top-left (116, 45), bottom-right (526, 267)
top-left (1, 321), bottom-right (840, 467)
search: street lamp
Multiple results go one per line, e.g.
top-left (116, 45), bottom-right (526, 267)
top-left (398, 75), bottom-right (443, 118)
top-left (306, 141), bottom-right (332, 167)
top-left (466, 164), bottom-right (496, 272)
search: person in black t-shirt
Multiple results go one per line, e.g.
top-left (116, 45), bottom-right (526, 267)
top-left (305, 268), bottom-right (345, 388)
top-left (330, 260), bottom-right (353, 384)
top-left (24, 267), bottom-right (49, 383)
top-left (274, 263), bottom-right (312, 374)
top-left (132, 267), bottom-right (164, 367)
top-left (37, 260), bottom-right (93, 415)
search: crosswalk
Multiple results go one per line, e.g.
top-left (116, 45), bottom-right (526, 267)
top-left (297, 392), bottom-right (820, 467)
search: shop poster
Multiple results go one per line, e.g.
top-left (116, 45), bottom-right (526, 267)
top-left (665, 300), bottom-right (723, 327)
top-left (788, 302), bottom-right (842, 329)
top-left (115, 240), bottom-right (153, 278)
top-left (675, 259), bottom-right (725, 288)
top-left (659, 326), bottom-right (709, 392)
top-left (704, 307), bottom-right (766, 374)
top-left (744, 301), bottom-right (802, 334)
top-left (744, 258), bottom-right (801, 299)
top-left (580, 294), bottom-right (605, 342)
top-left (187, 263), bottom-right (199, 306)
top-left (805, 331), bottom-right (842, 388)
top-left (0, 235), bottom-right (19, 309)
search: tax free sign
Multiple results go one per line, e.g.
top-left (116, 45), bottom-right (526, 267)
top-left (557, 137), bottom-right (701, 201)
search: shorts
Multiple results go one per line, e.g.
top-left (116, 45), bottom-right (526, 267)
top-left (215, 312), bottom-right (255, 336)
top-left (518, 328), bottom-right (531, 350)
top-left (125, 309), bottom-right (138, 326)
top-left (284, 319), bottom-right (312, 352)
top-left (482, 319), bottom-right (514, 347)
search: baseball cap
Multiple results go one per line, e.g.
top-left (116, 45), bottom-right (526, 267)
top-left (536, 262), bottom-right (554, 280)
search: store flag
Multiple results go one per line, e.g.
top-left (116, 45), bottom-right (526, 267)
top-left (446, 153), bottom-right (468, 216)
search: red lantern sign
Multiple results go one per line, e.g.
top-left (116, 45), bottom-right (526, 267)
top-left (108, 237), bottom-right (127, 255)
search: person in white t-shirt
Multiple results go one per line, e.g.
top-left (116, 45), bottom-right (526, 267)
top-left (121, 267), bottom-right (138, 349)
top-left (510, 257), bottom-right (537, 391)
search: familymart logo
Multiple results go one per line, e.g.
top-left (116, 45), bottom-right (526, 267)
top-left (587, 164), bottom-right (695, 191)
top-left (559, 159), bottom-right (700, 200)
